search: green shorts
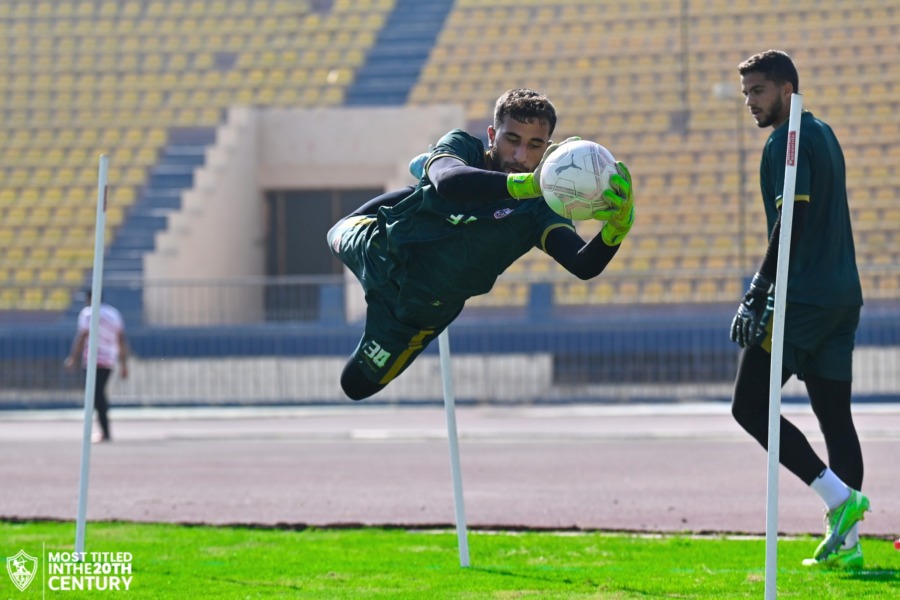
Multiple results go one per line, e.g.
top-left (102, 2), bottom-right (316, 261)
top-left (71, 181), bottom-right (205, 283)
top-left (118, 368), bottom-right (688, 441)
top-left (762, 303), bottom-right (860, 381)
top-left (328, 215), bottom-right (463, 385)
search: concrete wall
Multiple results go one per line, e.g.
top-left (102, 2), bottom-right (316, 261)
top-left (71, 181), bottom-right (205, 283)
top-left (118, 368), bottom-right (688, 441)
top-left (145, 107), bottom-right (264, 325)
top-left (256, 104), bottom-right (464, 191)
top-left (144, 104), bottom-right (466, 326)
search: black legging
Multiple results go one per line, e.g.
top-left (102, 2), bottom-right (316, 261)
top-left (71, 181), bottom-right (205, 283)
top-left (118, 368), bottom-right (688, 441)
top-left (341, 361), bottom-right (386, 401)
top-left (731, 345), bottom-right (863, 489)
top-left (94, 367), bottom-right (112, 439)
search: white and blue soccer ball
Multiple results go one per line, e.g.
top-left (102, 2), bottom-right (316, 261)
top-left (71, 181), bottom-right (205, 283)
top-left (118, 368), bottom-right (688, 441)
top-left (540, 140), bottom-right (617, 221)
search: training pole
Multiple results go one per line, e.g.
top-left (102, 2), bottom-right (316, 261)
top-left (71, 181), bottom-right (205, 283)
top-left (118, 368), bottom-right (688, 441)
top-left (75, 155), bottom-right (109, 556)
top-left (764, 94), bottom-right (803, 600)
top-left (438, 328), bottom-right (470, 567)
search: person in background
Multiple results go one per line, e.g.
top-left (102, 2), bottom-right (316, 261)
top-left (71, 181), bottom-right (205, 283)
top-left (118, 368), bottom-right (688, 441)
top-left (65, 290), bottom-right (129, 443)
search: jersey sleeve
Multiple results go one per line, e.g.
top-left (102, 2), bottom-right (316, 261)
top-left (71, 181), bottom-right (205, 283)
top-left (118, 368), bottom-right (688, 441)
top-left (532, 200), bottom-right (575, 251)
top-left (768, 118), bottom-right (812, 210)
top-left (76, 308), bottom-right (90, 332)
top-left (426, 129), bottom-right (485, 172)
top-left (760, 134), bottom-right (784, 235)
top-left (792, 120), bottom-right (813, 204)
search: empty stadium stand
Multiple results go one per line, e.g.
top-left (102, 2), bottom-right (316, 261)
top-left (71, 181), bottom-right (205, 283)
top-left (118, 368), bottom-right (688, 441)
top-left (0, 0), bottom-right (898, 319)
top-left (344, 0), bottom-right (454, 105)
top-left (0, 0), bottom-right (395, 317)
top-left (409, 0), bottom-right (900, 307)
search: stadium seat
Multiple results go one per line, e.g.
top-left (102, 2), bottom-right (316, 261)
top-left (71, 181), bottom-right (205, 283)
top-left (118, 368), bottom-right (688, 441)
top-left (405, 0), bottom-right (900, 305)
top-left (1, 0), bottom-right (898, 312)
top-left (0, 0), bottom-right (398, 312)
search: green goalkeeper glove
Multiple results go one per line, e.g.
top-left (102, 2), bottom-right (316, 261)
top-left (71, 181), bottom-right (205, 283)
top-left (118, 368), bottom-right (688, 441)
top-left (598, 161), bottom-right (634, 246)
top-left (506, 136), bottom-right (581, 200)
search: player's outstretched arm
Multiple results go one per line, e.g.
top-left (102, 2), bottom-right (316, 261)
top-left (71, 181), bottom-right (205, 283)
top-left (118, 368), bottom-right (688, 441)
top-left (545, 159), bottom-right (634, 279)
top-left (545, 226), bottom-right (620, 280)
top-left (428, 156), bottom-right (510, 202)
top-left (427, 137), bottom-right (581, 203)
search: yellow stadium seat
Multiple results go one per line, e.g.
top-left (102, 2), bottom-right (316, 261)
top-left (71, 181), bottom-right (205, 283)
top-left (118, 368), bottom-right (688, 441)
top-left (14, 268), bottom-right (35, 284)
top-left (61, 265), bottom-right (84, 284)
top-left (0, 0), bottom-right (896, 312)
top-left (45, 288), bottom-right (73, 310)
top-left (37, 268), bottom-right (60, 284)
top-left (0, 289), bottom-right (18, 310)
top-left (20, 288), bottom-right (45, 310)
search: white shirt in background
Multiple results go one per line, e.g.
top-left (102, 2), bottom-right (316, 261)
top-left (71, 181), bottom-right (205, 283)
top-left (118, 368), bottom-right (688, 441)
top-left (77, 303), bottom-right (125, 369)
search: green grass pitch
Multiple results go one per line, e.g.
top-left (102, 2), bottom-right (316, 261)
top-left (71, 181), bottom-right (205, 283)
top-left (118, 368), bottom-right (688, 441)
top-left (1, 521), bottom-right (898, 598)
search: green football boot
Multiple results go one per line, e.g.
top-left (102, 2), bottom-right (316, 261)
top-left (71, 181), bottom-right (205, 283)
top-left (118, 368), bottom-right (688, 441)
top-left (812, 490), bottom-right (870, 561)
top-left (802, 542), bottom-right (863, 570)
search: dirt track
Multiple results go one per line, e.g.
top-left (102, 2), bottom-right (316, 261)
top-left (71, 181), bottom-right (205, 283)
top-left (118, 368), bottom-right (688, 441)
top-left (2, 404), bottom-right (898, 536)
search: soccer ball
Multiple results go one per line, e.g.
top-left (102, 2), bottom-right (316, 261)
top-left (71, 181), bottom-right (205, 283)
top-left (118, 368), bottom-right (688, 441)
top-left (540, 140), bottom-right (617, 220)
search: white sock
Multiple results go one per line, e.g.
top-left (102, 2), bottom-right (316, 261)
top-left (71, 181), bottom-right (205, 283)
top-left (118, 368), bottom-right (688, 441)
top-left (809, 468), bottom-right (851, 510)
top-left (842, 523), bottom-right (860, 549)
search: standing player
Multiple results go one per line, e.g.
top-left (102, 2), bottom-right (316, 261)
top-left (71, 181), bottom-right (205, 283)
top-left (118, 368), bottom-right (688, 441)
top-left (729, 50), bottom-right (868, 568)
top-left (327, 88), bottom-right (634, 400)
top-left (65, 289), bottom-right (129, 443)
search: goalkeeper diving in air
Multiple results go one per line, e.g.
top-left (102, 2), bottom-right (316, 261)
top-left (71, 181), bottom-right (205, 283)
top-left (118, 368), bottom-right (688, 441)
top-left (327, 88), bottom-right (634, 400)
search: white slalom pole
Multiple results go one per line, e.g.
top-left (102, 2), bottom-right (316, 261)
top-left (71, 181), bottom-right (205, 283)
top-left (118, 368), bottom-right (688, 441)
top-left (75, 155), bottom-right (109, 556)
top-left (764, 94), bottom-right (803, 600)
top-left (438, 328), bottom-right (470, 567)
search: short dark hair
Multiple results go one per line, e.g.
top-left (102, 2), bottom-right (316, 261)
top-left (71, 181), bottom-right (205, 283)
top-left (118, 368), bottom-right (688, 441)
top-left (738, 49), bottom-right (799, 94)
top-left (493, 88), bottom-right (557, 137)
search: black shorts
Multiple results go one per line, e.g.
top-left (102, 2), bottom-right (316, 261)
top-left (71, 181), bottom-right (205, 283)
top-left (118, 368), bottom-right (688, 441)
top-left (761, 303), bottom-right (860, 381)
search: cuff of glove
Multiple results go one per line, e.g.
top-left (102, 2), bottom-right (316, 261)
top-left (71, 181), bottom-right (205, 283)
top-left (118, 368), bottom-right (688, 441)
top-left (600, 206), bottom-right (633, 246)
top-left (601, 221), bottom-right (631, 246)
top-left (750, 272), bottom-right (774, 294)
top-left (507, 173), bottom-right (540, 200)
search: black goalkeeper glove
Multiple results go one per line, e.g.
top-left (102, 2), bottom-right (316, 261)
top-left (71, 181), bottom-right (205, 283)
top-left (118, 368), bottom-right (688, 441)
top-left (730, 272), bottom-right (774, 348)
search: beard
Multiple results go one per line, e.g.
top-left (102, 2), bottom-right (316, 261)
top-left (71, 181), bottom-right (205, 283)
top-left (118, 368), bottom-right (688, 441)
top-left (755, 96), bottom-right (784, 128)
top-left (487, 145), bottom-right (501, 171)
top-left (487, 145), bottom-right (529, 174)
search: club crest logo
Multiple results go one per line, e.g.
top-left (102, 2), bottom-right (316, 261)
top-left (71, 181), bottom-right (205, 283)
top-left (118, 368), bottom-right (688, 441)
top-left (6, 550), bottom-right (38, 591)
top-left (493, 208), bottom-right (513, 219)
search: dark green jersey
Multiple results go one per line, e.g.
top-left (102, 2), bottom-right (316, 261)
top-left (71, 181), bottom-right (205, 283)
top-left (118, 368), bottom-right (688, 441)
top-left (759, 111), bottom-right (862, 307)
top-left (375, 129), bottom-right (573, 309)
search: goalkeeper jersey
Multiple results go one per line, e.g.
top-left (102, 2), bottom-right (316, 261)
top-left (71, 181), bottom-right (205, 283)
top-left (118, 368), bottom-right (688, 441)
top-left (759, 110), bottom-right (862, 307)
top-left (371, 129), bottom-right (573, 320)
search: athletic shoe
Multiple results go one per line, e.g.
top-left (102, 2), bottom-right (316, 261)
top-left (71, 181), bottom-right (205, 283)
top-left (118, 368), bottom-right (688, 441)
top-left (802, 542), bottom-right (863, 570)
top-left (812, 490), bottom-right (870, 560)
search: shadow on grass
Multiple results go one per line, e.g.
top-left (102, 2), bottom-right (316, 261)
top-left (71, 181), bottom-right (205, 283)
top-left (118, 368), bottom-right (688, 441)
top-left (841, 567), bottom-right (899, 583)
top-left (469, 565), bottom-right (599, 588)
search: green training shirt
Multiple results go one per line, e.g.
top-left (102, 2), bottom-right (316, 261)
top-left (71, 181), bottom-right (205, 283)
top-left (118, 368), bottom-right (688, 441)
top-left (759, 110), bottom-right (863, 307)
top-left (375, 128), bottom-right (573, 308)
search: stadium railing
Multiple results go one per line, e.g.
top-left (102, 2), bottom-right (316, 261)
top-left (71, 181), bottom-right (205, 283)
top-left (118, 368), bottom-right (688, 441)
top-left (0, 274), bottom-right (897, 410)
